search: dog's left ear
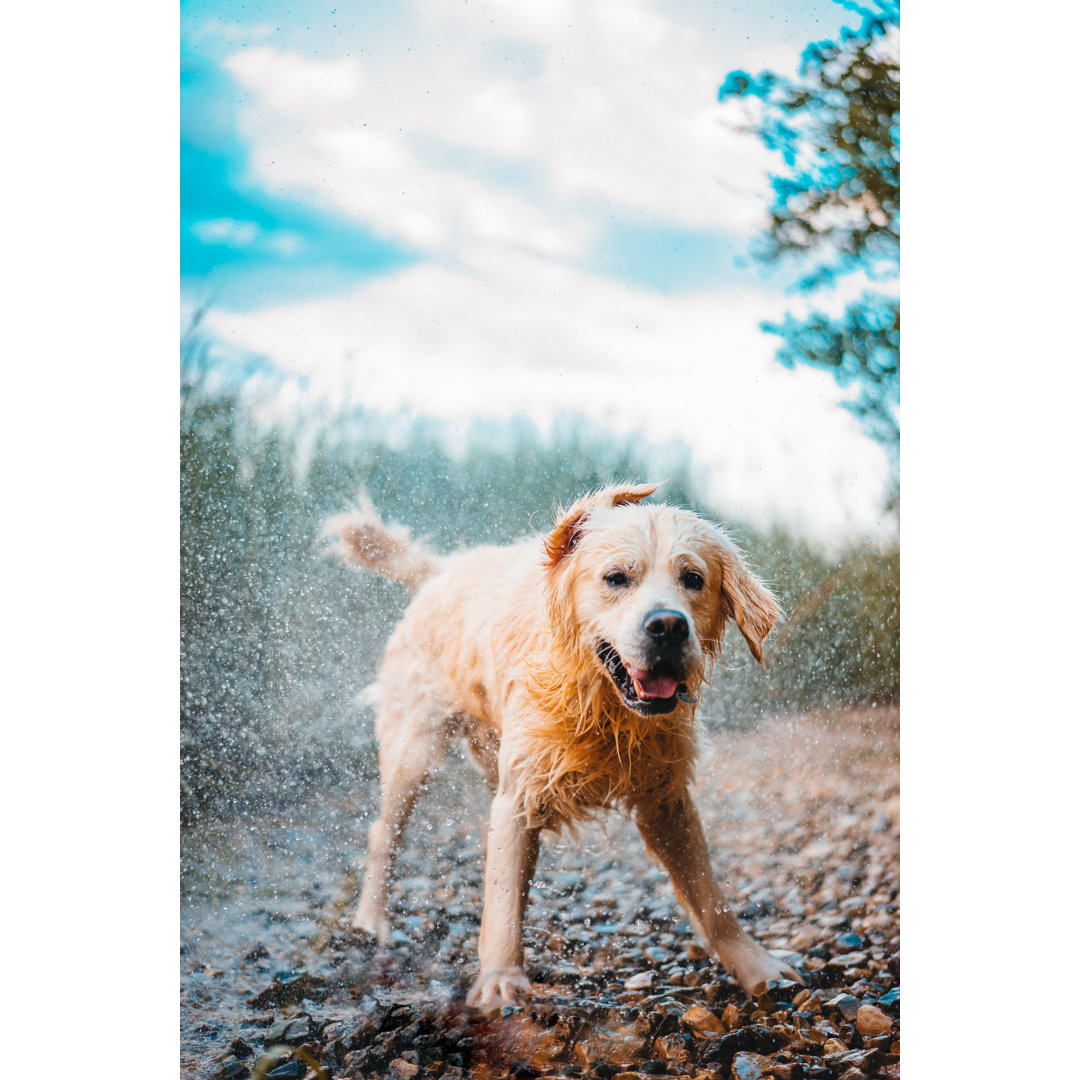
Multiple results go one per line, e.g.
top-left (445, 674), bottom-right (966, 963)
top-left (713, 541), bottom-right (782, 666)
top-left (544, 483), bottom-right (659, 565)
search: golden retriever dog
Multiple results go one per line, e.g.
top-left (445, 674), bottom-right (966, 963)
top-left (323, 483), bottom-right (803, 1011)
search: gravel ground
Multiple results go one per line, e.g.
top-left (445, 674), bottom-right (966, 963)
top-left (181, 705), bottom-right (899, 1080)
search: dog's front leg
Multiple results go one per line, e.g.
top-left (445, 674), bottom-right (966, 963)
top-left (465, 789), bottom-right (541, 1013)
top-left (635, 792), bottom-right (804, 997)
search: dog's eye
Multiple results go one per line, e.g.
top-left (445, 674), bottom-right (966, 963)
top-left (681, 570), bottom-right (705, 592)
top-left (604, 571), bottom-right (630, 588)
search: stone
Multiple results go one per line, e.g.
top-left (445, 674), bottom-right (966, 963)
top-left (682, 1006), bottom-right (725, 1035)
top-left (624, 971), bottom-right (655, 990)
top-left (389, 1057), bottom-right (421, 1078)
top-left (855, 1004), bottom-right (893, 1037)
top-left (731, 1051), bottom-right (776, 1080)
top-left (823, 1048), bottom-right (884, 1073)
top-left (263, 1016), bottom-right (314, 1047)
top-left (824, 993), bottom-right (861, 1021)
top-left (265, 1065), bottom-right (303, 1080)
top-left (721, 1004), bottom-right (741, 1030)
top-left (227, 1038), bottom-right (254, 1059)
top-left (210, 1062), bottom-right (249, 1080)
top-left (833, 932), bottom-right (867, 952)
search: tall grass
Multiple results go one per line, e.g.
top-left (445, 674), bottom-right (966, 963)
top-left (180, 348), bottom-right (898, 822)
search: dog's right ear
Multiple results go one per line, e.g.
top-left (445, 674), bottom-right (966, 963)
top-left (543, 483), bottom-right (658, 566)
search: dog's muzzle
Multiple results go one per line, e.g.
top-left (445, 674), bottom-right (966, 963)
top-left (597, 637), bottom-right (690, 716)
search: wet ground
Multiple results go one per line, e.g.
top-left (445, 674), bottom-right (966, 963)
top-left (181, 705), bottom-right (899, 1080)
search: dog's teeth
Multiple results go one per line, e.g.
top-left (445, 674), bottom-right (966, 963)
top-left (632, 678), bottom-right (644, 697)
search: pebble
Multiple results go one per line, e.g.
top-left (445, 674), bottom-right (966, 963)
top-left (265, 1064), bottom-right (303, 1080)
top-left (855, 1004), bottom-right (894, 1036)
top-left (834, 932), bottom-right (866, 951)
top-left (210, 1062), bottom-right (248, 1080)
top-left (183, 709), bottom-right (900, 1080)
top-left (681, 1006), bottom-right (725, 1035)
top-left (730, 1051), bottom-right (776, 1080)
top-left (827, 951), bottom-right (868, 968)
top-left (825, 993), bottom-right (861, 1021)
top-left (263, 1016), bottom-right (313, 1046)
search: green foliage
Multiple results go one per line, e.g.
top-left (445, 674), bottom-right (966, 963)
top-left (181, 347), bottom-right (898, 821)
top-left (719, 0), bottom-right (899, 495)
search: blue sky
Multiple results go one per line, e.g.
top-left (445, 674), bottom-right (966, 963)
top-left (181, 0), bottom-right (892, 538)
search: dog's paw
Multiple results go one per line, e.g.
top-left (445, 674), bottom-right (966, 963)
top-left (351, 905), bottom-right (391, 946)
top-left (718, 939), bottom-right (806, 998)
top-left (465, 967), bottom-right (532, 1013)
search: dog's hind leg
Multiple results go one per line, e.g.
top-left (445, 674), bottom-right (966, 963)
top-left (353, 708), bottom-right (450, 943)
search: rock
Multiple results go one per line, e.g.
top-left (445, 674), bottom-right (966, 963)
top-left (639, 1060), bottom-right (667, 1075)
top-left (769, 1066), bottom-right (805, 1080)
top-left (227, 1038), bottom-right (254, 1059)
top-left (210, 1062), bottom-right (249, 1080)
top-left (702, 1026), bottom-right (784, 1066)
top-left (389, 1058), bottom-right (421, 1078)
top-left (682, 1005), bottom-right (725, 1035)
top-left (265, 1064), bottom-right (303, 1080)
top-left (731, 1051), bottom-right (776, 1080)
top-left (877, 987), bottom-right (900, 1014)
top-left (263, 1016), bottom-right (313, 1046)
top-left (833, 932), bottom-right (866, 952)
top-left (721, 1004), bottom-right (741, 1030)
top-left (823, 1048), bottom-right (884, 1073)
top-left (855, 1004), bottom-right (893, 1036)
top-left (789, 926), bottom-right (820, 950)
top-left (826, 951), bottom-right (867, 969)
top-left (824, 993), bottom-right (861, 1021)
top-left (822, 1038), bottom-right (848, 1055)
top-left (624, 971), bottom-right (655, 990)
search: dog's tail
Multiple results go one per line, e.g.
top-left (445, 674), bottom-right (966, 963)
top-left (321, 491), bottom-right (444, 594)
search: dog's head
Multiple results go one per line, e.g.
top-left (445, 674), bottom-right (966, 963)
top-left (544, 484), bottom-right (781, 716)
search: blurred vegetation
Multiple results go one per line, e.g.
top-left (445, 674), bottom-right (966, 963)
top-left (181, 338), bottom-right (898, 823)
top-left (719, 0), bottom-right (899, 502)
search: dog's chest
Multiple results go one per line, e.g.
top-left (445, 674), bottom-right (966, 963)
top-left (514, 719), bottom-right (696, 828)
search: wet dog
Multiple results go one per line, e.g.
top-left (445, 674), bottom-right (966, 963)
top-left (324, 484), bottom-right (802, 1010)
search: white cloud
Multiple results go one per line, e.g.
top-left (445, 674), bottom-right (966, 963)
top-left (225, 47), bottom-right (363, 113)
top-left (220, 0), bottom-right (790, 256)
top-left (190, 218), bottom-right (259, 248)
top-left (203, 252), bottom-right (889, 540)
top-left (195, 1), bottom-right (889, 541)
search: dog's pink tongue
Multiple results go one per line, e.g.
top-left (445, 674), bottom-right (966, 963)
top-left (627, 667), bottom-right (679, 700)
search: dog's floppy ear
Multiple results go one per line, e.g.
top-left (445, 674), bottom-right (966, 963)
top-left (712, 537), bottom-right (782, 666)
top-left (544, 483), bottom-right (658, 565)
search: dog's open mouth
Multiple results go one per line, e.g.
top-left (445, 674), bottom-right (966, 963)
top-left (596, 642), bottom-right (687, 715)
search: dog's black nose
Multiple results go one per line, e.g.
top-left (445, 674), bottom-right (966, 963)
top-left (644, 609), bottom-right (689, 645)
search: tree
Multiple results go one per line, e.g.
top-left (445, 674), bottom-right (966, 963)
top-left (719, 0), bottom-right (899, 502)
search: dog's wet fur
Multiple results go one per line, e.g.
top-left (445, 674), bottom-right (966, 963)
top-left (323, 484), bottom-right (803, 1010)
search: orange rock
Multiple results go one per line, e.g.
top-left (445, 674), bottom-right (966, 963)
top-left (855, 1004), bottom-right (894, 1036)
top-left (681, 1005), bottom-right (725, 1035)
